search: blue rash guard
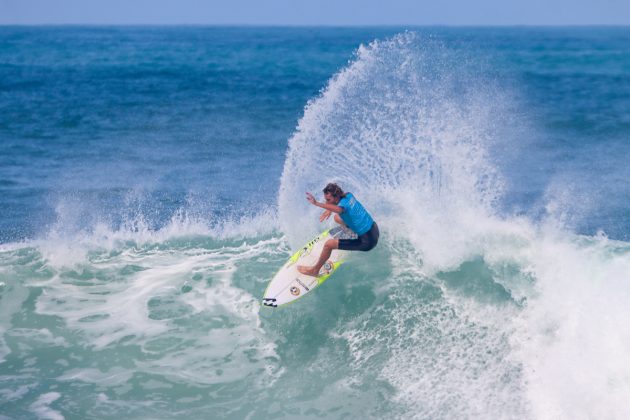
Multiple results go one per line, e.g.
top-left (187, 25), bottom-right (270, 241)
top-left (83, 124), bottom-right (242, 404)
top-left (338, 193), bottom-right (374, 236)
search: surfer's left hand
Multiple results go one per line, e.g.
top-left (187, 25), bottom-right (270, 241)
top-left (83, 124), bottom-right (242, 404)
top-left (319, 210), bottom-right (332, 222)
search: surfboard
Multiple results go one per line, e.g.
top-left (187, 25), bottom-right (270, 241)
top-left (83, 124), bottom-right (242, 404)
top-left (262, 226), bottom-right (353, 308)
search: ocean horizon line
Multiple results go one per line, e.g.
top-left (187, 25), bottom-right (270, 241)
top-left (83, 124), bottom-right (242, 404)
top-left (2, 23), bottom-right (630, 28)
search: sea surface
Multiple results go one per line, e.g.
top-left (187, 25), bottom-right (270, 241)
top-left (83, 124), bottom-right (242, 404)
top-left (1, 26), bottom-right (630, 419)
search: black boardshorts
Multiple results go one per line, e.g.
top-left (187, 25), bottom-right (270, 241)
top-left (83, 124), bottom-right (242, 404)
top-left (338, 222), bottom-right (379, 252)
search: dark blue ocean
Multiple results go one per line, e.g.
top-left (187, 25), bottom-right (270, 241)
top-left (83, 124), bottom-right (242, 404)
top-left (1, 26), bottom-right (629, 419)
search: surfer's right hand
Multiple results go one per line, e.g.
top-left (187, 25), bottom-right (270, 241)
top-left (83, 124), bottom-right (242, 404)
top-left (305, 192), bottom-right (317, 205)
top-left (319, 210), bottom-right (332, 222)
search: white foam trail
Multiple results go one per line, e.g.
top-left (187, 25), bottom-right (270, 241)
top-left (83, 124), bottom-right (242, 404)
top-left (337, 217), bottom-right (630, 419)
top-left (337, 238), bottom-right (530, 419)
top-left (57, 367), bottom-right (132, 387)
top-left (30, 237), bottom-right (284, 386)
top-left (29, 392), bottom-right (64, 420)
top-left (512, 232), bottom-right (630, 419)
top-left (28, 204), bottom-right (278, 268)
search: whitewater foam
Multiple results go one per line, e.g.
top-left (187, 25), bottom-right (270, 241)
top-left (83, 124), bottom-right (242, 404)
top-left (26, 236), bottom-right (283, 386)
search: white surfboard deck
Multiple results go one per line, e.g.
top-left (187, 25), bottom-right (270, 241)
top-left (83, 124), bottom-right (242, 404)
top-left (262, 226), bottom-right (354, 308)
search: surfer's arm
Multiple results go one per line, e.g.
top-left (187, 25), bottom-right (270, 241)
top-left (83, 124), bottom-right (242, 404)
top-left (305, 192), bottom-right (344, 214)
top-left (315, 202), bottom-right (344, 213)
top-left (319, 210), bottom-right (332, 222)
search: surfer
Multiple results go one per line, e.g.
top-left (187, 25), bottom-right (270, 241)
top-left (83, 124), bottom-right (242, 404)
top-left (297, 183), bottom-right (379, 277)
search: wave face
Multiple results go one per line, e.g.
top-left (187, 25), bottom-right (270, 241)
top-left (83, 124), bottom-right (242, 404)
top-left (278, 32), bottom-right (630, 419)
top-left (1, 27), bottom-right (630, 419)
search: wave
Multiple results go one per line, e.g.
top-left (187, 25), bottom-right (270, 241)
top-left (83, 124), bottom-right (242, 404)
top-left (1, 31), bottom-right (630, 419)
top-left (277, 32), bottom-right (630, 418)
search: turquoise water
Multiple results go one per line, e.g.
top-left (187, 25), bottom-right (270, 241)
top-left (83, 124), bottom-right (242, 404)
top-left (1, 27), bottom-right (630, 419)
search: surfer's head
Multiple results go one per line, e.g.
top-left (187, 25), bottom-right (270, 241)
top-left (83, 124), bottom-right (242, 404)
top-left (323, 183), bottom-right (345, 204)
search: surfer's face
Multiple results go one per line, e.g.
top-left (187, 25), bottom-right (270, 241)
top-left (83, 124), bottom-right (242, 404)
top-left (324, 192), bottom-right (339, 205)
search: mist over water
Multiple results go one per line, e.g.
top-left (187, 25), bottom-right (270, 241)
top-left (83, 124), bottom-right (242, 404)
top-left (1, 27), bottom-right (630, 419)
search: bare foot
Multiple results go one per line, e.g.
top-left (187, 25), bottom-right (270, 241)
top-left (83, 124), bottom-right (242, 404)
top-left (297, 265), bottom-right (320, 277)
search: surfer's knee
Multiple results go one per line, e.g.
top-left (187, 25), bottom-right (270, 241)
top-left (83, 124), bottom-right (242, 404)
top-left (324, 239), bottom-right (338, 250)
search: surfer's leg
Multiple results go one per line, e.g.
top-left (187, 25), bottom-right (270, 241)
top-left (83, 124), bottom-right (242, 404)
top-left (297, 239), bottom-right (339, 277)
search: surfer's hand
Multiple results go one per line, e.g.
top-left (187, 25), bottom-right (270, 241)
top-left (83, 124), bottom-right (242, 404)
top-left (305, 192), bottom-right (317, 205)
top-left (319, 210), bottom-right (332, 222)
